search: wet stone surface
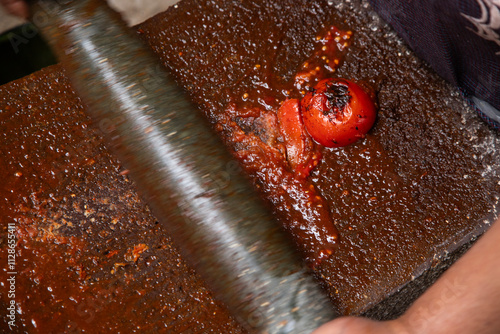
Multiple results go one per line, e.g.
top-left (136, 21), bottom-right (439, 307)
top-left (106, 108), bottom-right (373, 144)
top-left (1, 0), bottom-right (500, 332)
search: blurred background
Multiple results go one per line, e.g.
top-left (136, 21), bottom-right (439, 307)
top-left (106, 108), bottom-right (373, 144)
top-left (0, 0), bottom-right (178, 85)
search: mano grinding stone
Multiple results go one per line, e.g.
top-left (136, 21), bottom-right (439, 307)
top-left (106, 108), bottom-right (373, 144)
top-left (27, 0), bottom-right (337, 333)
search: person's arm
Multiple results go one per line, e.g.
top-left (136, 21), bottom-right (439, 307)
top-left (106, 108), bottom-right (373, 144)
top-left (312, 217), bottom-right (500, 334)
top-left (1, 0), bottom-right (29, 19)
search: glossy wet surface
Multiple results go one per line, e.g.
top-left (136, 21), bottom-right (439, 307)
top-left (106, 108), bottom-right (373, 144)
top-left (0, 66), bottom-right (244, 333)
top-left (1, 0), bottom-right (500, 332)
top-left (137, 0), bottom-right (500, 314)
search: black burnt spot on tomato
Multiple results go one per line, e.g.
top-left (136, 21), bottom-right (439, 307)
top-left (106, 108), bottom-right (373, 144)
top-left (323, 81), bottom-right (351, 116)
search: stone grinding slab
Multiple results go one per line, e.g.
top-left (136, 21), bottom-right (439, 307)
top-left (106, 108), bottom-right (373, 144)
top-left (0, 65), bottom-right (244, 333)
top-left (0, 0), bottom-right (500, 332)
top-left (136, 0), bottom-right (500, 316)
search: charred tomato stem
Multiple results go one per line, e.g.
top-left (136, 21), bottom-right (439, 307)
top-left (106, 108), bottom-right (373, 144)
top-left (323, 81), bottom-right (352, 116)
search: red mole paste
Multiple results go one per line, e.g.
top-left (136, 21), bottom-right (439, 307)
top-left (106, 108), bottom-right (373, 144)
top-left (0, 66), bottom-right (244, 332)
top-left (137, 0), bottom-right (500, 315)
top-left (1, 0), bottom-right (500, 332)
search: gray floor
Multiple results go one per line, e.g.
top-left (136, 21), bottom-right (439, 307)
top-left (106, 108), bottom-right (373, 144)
top-left (108, 0), bottom-right (179, 26)
top-left (0, 0), bottom-right (179, 34)
top-left (0, 5), bottom-right (24, 34)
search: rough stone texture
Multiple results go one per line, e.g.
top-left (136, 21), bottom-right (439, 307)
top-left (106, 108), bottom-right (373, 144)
top-left (1, 0), bottom-right (500, 332)
top-left (0, 66), bottom-right (243, 333)
top-left (137, 0), bottom-right (500, 316)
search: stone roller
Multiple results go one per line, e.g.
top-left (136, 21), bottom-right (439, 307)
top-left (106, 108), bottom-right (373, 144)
top-left (31, 0), bottom-right (338, 332)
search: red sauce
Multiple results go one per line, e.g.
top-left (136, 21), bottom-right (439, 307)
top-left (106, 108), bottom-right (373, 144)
top-left (213, 26), bottom-right (353, 265)
top-left (138, 0), bottom-right (498, 315)
top-left (2, 1), bottom-right (497, 329)
top-left (0, 66), bottom-right (243, 332)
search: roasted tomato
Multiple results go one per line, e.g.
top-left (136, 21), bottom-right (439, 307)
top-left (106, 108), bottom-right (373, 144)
top-left (277, 99), bottom-right (321, 178)
top-left (301, 78), bottom-right (376, 147)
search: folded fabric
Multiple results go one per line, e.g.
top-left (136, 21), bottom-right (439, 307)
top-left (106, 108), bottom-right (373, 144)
top-left (369, 0), bottom-right (500, 129)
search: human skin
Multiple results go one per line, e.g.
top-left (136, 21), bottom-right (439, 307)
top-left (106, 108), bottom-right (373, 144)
top-left (1, 0), bottom-right (29, 19)
top-left (312, 218), bottom-right (500, 334)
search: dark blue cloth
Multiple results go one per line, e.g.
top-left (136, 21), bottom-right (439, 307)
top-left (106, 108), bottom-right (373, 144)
top-left (368, 0), bottom-right (500, 129)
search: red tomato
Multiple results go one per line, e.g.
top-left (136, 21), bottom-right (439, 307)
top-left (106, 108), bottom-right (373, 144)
top-left (301, 78), bottom-right (376, 148)
top-left (278, 99), bottom-right (311, 170)
top-left (277, 99), bottom-right (321, 178)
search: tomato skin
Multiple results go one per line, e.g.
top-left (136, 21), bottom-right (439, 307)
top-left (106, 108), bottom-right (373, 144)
top-left (277, 99), bottom-right (321, 178)
top-left (301, 78), bottom-right (376, 148)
